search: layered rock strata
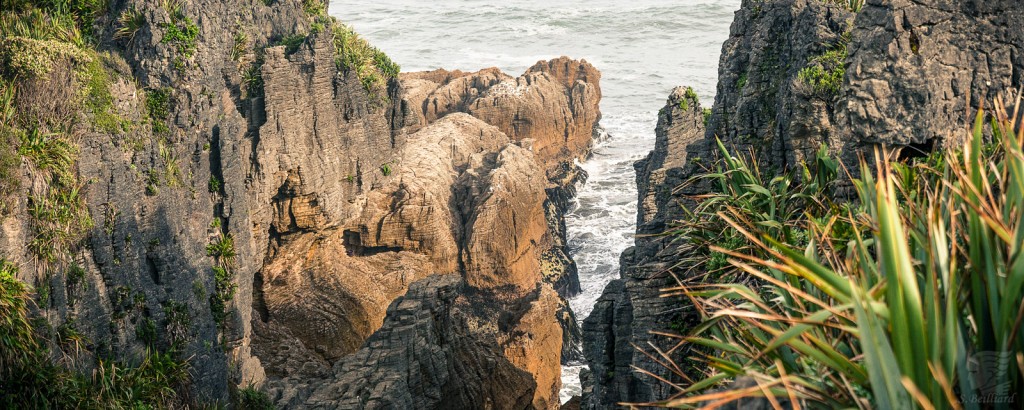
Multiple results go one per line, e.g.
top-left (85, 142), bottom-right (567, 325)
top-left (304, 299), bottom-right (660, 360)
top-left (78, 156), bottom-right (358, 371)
top-left (0, 1), bottom-right (602, 408)
top-left (582, 0), bottom-right (1024, 407)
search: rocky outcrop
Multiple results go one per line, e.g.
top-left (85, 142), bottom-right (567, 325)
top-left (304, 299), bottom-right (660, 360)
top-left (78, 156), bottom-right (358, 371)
top-left (583, 0), bottom-right (1024, 408)
top-left (707, 0), bottom-right (854, 172)
top-left (261, 274), bottom-right (558, 409)
top-left (0, 1), bottom-right (601, 408)
top-left (250, 54), bottom-right (602, 406)
top-left (582, 90), bottom-right (708, 407)
top-left (400, 57), bottom-right (602, 180)
top-left (837, 0), bottom-right (1024, 154)
top-left (252, 99), bottom-right (590, 406)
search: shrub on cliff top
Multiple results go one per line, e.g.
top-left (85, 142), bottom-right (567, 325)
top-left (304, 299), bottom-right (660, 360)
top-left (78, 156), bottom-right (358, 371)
top-left (328, 19), bottom-right (400, 92)
top-left (650, 96), bottom-right (1024, 409)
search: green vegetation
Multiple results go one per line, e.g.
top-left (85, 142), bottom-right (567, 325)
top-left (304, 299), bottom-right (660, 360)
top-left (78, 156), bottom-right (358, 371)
top-left (83, 55), bottom-right (120, 133)
top-left (231, 26), bottom-right (248, 62)
top-left (208, 175), bottom-right (221, 193)
top-left (65, 263), bottom-right (86, 305)
top-left (824, 0), bottom-right (865, 12)
top-left (206, 234), bottom-right (236, 262)
top-left (159, 4), bottom-right (198, 71)
top-left (136, 316), bottom-right (157, 347)
top-left (380, 163), bottom-right (392, 176)
top-left (798, 41), bottom-right (848, 96)
top-left (209, 265), bottom-right (236, 327)
top-left (158, 138), bottom-right (182, 188)
top-left (276, 33), bottom-right (307, 55)
top-left (146, 168), bottom-right (160, 196)
top-left (678, 87), bottom-right (699, 111)
top-left (735, 72), bottom-right (747, 89)
top-left (241, 63), bottom-right (263, 99)
top-left (0, 36), bottom-right (88, 78)
top-left (302, 0), bottom-right (326, 17)
top-left (702, 108), bottom-right (712, 126)
top-left (328, 19), bottom-right (400, 93)
top-left (0, 3), bottom-right (117, 260)
top-left (145, 87), bottom-right (171, 134)
top-left (1, 260), bottom-right (192, 408)
top-left (653, 100), bottom-right (1024, 409)
top-left (236, 384), bottom-right (275, 410)
top-left (162, 300), bottom-right (190, 348)
top-left (114, 7), bottom-right (144, 44)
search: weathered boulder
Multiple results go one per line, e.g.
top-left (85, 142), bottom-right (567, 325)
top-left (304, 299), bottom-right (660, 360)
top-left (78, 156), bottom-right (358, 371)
top-left (837, 0), bottom-right (1024, 153)
top-left (401, 57), bottom-right (602, 179)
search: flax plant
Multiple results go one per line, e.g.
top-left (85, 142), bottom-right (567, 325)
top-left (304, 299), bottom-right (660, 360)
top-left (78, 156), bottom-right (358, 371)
top-left (651, 94), bottom-right (1024, 409)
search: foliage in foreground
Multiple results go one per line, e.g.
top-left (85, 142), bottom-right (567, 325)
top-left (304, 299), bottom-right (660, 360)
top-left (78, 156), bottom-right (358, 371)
top-left (650, 96), bottom-right (1024, 409)
top-left (1, 260), bottom-right (192, 408)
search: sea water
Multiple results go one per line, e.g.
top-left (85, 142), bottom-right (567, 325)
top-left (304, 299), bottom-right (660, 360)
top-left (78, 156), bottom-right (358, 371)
top-left (329, 0), bottom-right (739, 402)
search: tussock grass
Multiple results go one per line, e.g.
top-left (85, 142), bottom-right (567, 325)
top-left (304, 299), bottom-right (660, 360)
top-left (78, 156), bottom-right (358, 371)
top-left (328, 18), bottom-right (400, 92)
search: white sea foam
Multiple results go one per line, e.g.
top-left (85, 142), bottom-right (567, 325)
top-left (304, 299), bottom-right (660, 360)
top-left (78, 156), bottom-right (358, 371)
top-left (331, 0), bottom-right (740, 403)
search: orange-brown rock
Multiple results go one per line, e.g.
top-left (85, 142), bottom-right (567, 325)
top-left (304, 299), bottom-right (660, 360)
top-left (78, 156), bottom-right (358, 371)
top-left (400, 57), bottom-right (602, 178)
top-left (462, 144), bottom-right (550, 293)
top-left (498, 285), bottom-right (565, 410)
top-left (250, 53), bottom-right (595, 407)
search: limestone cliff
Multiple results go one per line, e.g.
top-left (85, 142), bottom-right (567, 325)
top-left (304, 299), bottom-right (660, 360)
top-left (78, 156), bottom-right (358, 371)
top-left (582, 0), bottom-right (1024, 407)
top-left (0, 1), bottom-right (601, 408)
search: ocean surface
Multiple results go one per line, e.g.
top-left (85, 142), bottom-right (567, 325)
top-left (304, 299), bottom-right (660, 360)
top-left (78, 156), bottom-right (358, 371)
top-left (329, 0), bottom-right (739, 402)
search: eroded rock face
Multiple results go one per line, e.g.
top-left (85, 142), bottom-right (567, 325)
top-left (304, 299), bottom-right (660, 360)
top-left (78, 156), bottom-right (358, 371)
top-left (708, 0), bottom-right (854, 172)
top-left (838, 0), bottom-right (1024, 151)
top-left (267, 275), bottom-right (539, 409)
top-left (253, 112), bottom-right (573, 407)
top-left (0, 1), bottom-right (601, 407)
top-left (252, 57), bottom-right (602, 407)
top-left (583, 0), bottom-right (1024, 408)
top-left (401, 57), bottom-right (602, 179)
top-left (583, 91), bottom-right (708, 407)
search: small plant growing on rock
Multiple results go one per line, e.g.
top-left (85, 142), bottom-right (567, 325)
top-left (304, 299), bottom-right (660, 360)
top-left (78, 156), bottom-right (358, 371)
top-left (798, 42), bottom-right (848, 96)
top-left (114, 7), bottom-right (145, 44)
top-left (231, 26), bottom-right (248, 62)
top-left (162, 301), bottom-right (191, 349)
top-left (159, 8), bottom-right (199, 71)
top-left (678, 86), bottom-right (698, 111)
top-left (276, 33), bottom-right (307, 55)
top-left (235, 384), bottom-right (275, 410)
top-left (145, 168), bottom-right (160, 196)
top-left (380, 163), bottom-right (392, 176)
top-left (329, 20), bottom-right (401, 93)
top-left (206, 234), bottom-right (236, 261)
top-left (302, 0), bottom-right (326, 17)
top-left (241, 63), bottom-right (263, 98)
top-left (209, 265), bottom-right (236, 327)
top-left (145, 88), bottom-right (171, 134)
top-left (208, 175), bottom-right (221, 193)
